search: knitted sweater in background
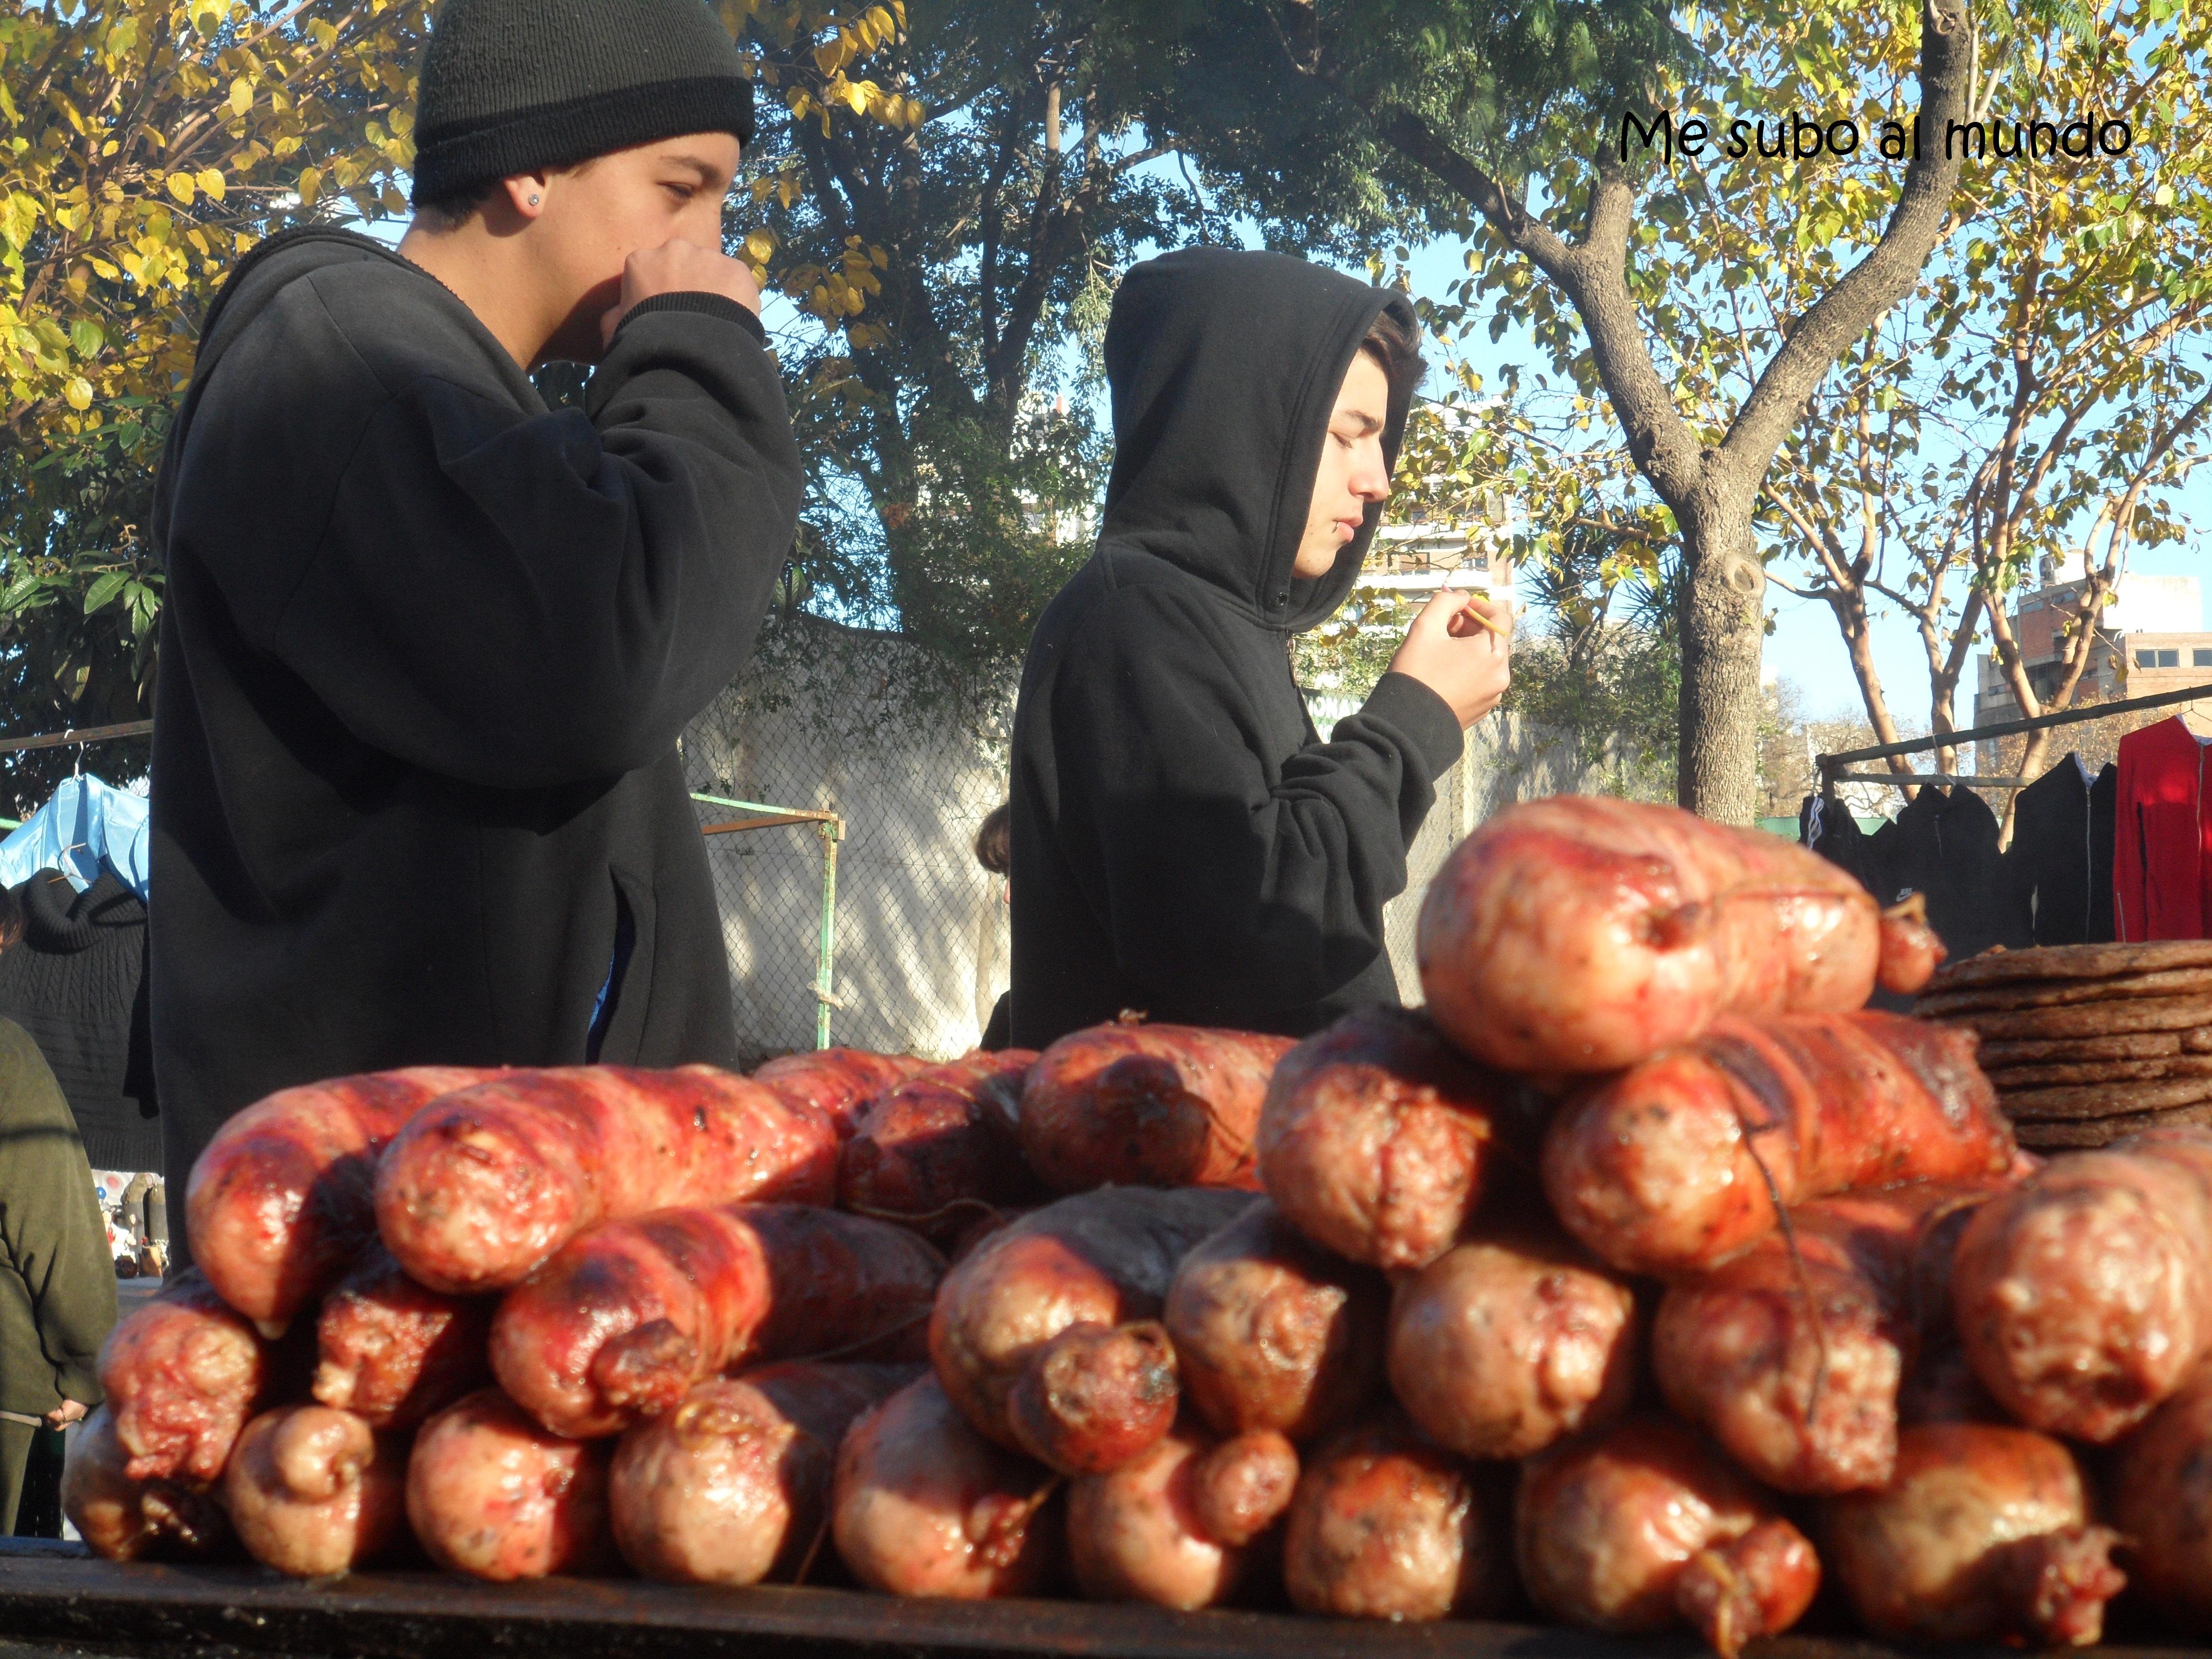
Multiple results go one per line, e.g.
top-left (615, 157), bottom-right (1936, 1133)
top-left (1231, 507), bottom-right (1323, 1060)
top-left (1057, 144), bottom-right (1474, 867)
top-left (0, 869), bottom-right (158, 1173)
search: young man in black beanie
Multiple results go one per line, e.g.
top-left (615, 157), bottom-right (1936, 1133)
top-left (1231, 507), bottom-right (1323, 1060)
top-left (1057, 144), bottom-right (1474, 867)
top-left (147, 0), bottom-right (801, 1248)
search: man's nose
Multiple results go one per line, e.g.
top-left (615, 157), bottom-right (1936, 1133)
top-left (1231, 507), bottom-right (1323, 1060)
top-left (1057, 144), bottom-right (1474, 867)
top-left (1353, 445), bottom-right (1392, 501)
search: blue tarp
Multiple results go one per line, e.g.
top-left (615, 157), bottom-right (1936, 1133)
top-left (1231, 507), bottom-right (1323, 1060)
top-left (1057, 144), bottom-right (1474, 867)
top-left (0, 776), bottom-right (151, 900)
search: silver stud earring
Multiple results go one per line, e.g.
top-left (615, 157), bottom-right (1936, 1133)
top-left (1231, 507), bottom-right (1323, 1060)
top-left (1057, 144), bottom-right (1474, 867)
top-left (528, 194), bottom-right (541, 205)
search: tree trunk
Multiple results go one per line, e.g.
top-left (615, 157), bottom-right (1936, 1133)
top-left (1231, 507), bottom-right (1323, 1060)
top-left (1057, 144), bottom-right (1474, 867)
top-left (1675, 514), bottom-right (1767, 823)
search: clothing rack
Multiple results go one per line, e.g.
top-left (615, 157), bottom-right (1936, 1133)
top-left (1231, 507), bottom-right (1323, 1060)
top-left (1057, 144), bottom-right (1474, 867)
top-left (1815, 680), bottom-right (2212, 795)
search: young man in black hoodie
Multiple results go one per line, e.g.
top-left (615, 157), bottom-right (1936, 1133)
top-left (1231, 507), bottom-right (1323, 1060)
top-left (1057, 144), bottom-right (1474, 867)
top-left (148, 0), bottom-right (802, 1242)
top-left (1008, 249), bottom-right (1510, 1046)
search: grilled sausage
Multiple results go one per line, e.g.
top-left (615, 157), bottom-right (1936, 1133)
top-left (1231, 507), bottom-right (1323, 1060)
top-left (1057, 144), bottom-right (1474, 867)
top-left (610, 1361), bottom-right (918, 1586)
top-left (375, 1066), bottom-right (837, 1294)
top-left (929, 1187), bottom-right (1256, 1473)
top-left (313, 1244), bottom-right (493, 1432)
top-left (1543, 1011), bottom-right (2016, 1277)
top-left (224, 1405), bottom-right (408, 1577)
top-left (1418, 795), bottom-right (1939, 1074)
top-left (1953, 1125), bottom-right (2212, 1442)
top-left (491, 1204), bottom-right (943, 1438)
top-left (1257, 1007), bottom-right (1517, 1270)
top-left (839, 1050), bottom-right (1041, 1239)
top-left (184, 1067), bottom-right (492, 1326)
top-left (1019, 1022), bottom-right (1292, 1193)
top-left (405, 1389), bottom-right (613, 1581)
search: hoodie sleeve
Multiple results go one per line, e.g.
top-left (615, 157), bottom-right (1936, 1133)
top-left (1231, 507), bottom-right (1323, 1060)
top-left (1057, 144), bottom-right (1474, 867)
top-left (1051, 587), bottom-right (1460, 1022)
top-left (264, 300), bottom-right (802, 790)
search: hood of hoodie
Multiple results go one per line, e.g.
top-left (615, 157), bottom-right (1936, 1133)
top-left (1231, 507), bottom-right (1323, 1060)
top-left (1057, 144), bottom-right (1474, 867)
top-left (154, 227), bottom-right (502, 567)
top-left (1098, 247), bottom-right (1418, 633)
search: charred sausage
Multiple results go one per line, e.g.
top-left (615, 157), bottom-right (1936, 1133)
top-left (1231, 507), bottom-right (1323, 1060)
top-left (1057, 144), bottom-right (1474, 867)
top-left (313, 1244), bottom-right (493, 1432)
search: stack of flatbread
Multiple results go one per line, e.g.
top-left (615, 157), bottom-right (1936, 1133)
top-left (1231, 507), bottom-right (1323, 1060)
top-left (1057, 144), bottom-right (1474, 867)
top-left (1915, 941), bottom-right (2212, 1148)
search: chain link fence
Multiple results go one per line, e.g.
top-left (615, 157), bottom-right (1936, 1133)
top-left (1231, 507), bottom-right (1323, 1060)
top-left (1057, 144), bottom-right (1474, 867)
top-left (683, 619), bottom-right (1013, 1067)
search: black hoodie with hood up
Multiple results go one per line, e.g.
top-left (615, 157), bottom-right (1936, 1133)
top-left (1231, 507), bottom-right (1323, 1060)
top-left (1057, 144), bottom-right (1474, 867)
top-left (1007, 249), bottom-right (1464, 1048)
top-left (147, 228), bottom-right (800, 1228)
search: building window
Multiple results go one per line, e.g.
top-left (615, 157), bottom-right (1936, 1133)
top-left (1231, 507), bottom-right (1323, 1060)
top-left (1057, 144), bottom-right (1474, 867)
top-left (2197, 648), bottom-right (2212, 668)
top-left (2139, 648), bottom-right (2181, 669)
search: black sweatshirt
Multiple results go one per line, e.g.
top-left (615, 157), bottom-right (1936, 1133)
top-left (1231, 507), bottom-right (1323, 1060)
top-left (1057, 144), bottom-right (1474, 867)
top-left (0, 870), bottom-right (158, 1172)
top-left (149, 229), bottom-right (800, 1224)
top-left (2003, 754), bottom-right (2118, 945)
top-left (1007, 249), bottom-right (1462, 1048)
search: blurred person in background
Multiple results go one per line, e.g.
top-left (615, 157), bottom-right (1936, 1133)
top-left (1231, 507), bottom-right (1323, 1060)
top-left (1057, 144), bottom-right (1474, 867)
top-left (975, 803), bottom-right (1012, 1051)
top-left (0, 884), bottom-right (117, 1533)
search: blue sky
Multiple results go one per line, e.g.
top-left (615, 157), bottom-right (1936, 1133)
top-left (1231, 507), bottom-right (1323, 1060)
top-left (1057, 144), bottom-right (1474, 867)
top-left (1391, 239), bottom-right (2211, 728)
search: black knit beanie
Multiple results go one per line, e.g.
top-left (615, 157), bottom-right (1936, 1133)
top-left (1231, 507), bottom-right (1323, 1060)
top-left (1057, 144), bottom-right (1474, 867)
top-left (411, 0), bottom-right (756, 208)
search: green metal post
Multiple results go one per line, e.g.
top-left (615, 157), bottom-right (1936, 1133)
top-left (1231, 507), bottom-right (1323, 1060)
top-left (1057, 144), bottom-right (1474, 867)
top-left (815, 818), bottom-right (842, 1049)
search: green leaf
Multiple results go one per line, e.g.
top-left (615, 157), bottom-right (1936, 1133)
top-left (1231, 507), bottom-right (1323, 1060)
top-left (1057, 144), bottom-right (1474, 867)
top-left (83, 572), bottom-right (129, 614)
top-left (69, 319), bottom-right (106, 358)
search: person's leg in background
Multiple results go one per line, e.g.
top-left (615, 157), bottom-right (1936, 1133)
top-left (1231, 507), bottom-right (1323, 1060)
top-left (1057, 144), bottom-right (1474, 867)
top-left (0, 1415), bottom-right (35, 1534)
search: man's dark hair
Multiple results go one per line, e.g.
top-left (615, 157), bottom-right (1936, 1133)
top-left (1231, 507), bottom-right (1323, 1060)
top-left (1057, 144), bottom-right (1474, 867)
top-left (1358, 306), bottom-right (1426, 400)
top-left (0, 884), bottom-right (24, 952)
top-left (974, 802), bottom-right (1011, 876)
top-left (413, 180), bottom-right (498, 234)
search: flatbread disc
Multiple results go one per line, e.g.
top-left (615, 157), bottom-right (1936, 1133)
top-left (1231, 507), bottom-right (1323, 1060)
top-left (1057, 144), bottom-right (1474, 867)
top-left (1988, 1055), bottom-right (2212, 1089)
top-left (1926, 941), bottom-right (2212, 992)
top-left (1916, 967), bottom-right (2212, 1018)
top-left (1977, 1032), bottom-right (2187, 1066)
top-left (1941, 994), bottom-right (2212, 1042)
top-left (2014, 1102), bottom-right (2212, 1149)
top-left (1999, 1074), bottom-right (2212, 1121)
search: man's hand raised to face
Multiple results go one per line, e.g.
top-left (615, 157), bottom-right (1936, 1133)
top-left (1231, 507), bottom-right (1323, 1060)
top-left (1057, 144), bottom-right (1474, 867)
top-left (1388, 588), bottom-right (1514, 730)
top-left (600, 239), bottom-right (764, 348)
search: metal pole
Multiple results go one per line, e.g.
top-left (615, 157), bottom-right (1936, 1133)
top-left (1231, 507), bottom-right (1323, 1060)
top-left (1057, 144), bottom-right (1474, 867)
top-left (814, 817), bottom-right (842, 1050)
top-left (1816, 679), bottom-right (2212, 772)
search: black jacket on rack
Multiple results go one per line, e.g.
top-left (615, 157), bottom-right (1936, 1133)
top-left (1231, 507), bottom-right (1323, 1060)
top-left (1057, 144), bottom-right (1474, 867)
top-left (0, 867), bottom-right (158, 1172)
top-left (1874, 785), bottom-right (2031, 962)
top-left (2002, 754), bottom-right (2117, 946)
top-left (1799, 795), bottom-right (1882, 897)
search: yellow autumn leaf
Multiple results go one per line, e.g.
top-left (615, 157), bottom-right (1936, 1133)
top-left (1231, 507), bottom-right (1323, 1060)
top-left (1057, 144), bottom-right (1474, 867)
top-left (297, 166), bottom-right (322, 205)
top-left (197, 168), bottom-right (225, 201)
top-left (229, 77), bottom-right (252, 116)
top-left (845, 80), bottom-right (872, 115)
top-left (744, 229), bottom-right (775, 261)
top-left (166, 172), bottom-right (196, 204)
top-left (64, 377), bottom-right (94, 410)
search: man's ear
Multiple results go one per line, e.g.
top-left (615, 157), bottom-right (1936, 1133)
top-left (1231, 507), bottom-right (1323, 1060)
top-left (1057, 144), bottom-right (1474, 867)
top-left (501, 171), bottom-right (553, 220)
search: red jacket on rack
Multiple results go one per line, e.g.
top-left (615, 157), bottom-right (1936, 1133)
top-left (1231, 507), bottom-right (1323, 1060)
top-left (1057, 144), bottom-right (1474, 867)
top-left (2114, 715), bottom-right (2212, 941)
